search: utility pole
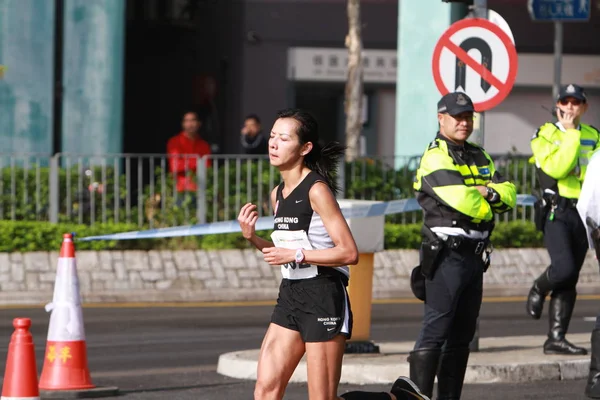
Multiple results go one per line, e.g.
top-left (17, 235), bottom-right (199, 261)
top-left (344, 0), bottom-right (363, 163)
top-left (553, 21), bottom-right (563, 101)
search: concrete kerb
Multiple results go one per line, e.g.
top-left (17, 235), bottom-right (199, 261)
top-left (216, 333), bottom-right (592, 385)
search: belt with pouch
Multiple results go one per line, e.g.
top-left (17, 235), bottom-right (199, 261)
top-left (445, 235), bottom-right (488, 255)
top-left (410, 231), bottom-right (491, 302)
top-left (554, 196), bottom-right (578, 209)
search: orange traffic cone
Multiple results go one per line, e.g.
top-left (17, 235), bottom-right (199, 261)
top-left (38, 233), bottom-right (95, 391)
top-left (1, 318), bottom-right (40, 400)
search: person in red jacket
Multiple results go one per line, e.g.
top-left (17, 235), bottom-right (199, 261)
top-left (166, 111), bottom-right (212, 197)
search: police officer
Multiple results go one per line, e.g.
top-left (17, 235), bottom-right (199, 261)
top-left (577, 149), bottom-right (600, 398)
top-left (409, 92), bottom-right (516, 399)
top-left (526, 84), bottom-right (600, 356)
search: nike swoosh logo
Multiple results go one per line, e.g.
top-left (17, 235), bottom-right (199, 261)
top-left (296, 200), bottom-right (303, 203)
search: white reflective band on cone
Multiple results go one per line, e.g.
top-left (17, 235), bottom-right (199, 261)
top-left (46, 257), bottom-right (85, 341)
top-left (46, 301), bottom-right (85, 340)
top-left (50, 258), bottom-right (82, 306)
top-left (1, 397), bottom-right (41, 400)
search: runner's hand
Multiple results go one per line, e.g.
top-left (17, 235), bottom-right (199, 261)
top-left (238, 203), bottom-right (258, 240)
top-left (262, 247), bottom-right (295, 265)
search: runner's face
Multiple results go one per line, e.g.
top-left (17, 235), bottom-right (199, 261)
top-left (438, 112), bottom-right (474, 144)
top-left (268, 118), bottom-right (312, 168)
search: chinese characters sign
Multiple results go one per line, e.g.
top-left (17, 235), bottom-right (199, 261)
top-left (288, 47), bottom-right (397, 84)
top-left (528, 0), bottom-right (591, 21)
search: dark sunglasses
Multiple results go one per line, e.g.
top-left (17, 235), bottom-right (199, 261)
top-left (559, 98), bottom-right (583, 106)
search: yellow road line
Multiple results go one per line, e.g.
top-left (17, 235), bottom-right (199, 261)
top-left (0, 295), bottom-right (598, 310)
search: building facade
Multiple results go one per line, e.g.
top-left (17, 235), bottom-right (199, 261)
top-left (1, 0), bottom-right (599, 158)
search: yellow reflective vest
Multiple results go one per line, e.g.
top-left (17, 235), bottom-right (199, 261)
top-left (414, 134), bottom-right (517, 230)
top-left (531, 123), bottom-right (600, 199)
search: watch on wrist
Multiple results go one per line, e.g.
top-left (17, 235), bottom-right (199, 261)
top-left (295, 248), bottom-right (305, 264)
top-left (486, 187), bottom-right (498, 202)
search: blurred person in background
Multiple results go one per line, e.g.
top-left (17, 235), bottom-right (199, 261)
top-left (166, 111), bottom-right (212, 207)
top-left (241, 114), bottom-right (268, 155)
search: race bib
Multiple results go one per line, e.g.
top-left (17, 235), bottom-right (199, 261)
top-left (270, 230), bottom-right (318, 280)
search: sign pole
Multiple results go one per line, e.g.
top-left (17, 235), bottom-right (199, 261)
top-left (553, 21), bottom-right (563, 101)
top-left (471, 0), bottom-right (488, 146)
top-left (466, 0), bottom-right (488, 147)
top-left (469, 0), bottom-right (488, 353)
top-left (473, 0), bottom-right (488, 19)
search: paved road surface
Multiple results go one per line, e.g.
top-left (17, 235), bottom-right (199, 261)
top-left (0, 298), bottom-right (597, 399)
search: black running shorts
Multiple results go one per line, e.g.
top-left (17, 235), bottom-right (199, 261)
top-left (271, 271), bottom-right (353, 342)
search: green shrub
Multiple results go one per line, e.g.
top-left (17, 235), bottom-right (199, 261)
top-left (383, 220), bottom-right (544, 250)
top-left (0, 221), bottom-right (145, 252)
top-left (490, 219), bottom-right (544, 248)
top-left (0, 220), bottom-right (544, 252)
top-left (384, 223), bottom-right (422, 249)
top-left (0, 155), bottom-right (537, 227)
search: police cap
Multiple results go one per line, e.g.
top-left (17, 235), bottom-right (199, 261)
top-left (557, 84), bottom-right (587, 103)
top-left (437, 92), bottom-right (475, 116)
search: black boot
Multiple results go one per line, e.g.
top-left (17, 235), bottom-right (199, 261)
top-left (543, 289), bottom-right (588, 355)
top-left (436, 347), bottom-right (470, 400)
top-left (526, 268), bottom-right (552, 319)
top-left (585, 329), bottom-right (600, 398)
top-left (408, 348), bottom-right (441, 399)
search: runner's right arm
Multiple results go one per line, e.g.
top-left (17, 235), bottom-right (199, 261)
top-left (238, 188), bottom-right (276, 251)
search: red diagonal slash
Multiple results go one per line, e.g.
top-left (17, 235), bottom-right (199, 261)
top-left (442, 37), bottom-right (508, 93)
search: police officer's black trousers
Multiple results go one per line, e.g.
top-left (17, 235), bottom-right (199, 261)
top-left (409, 245), bottom-right (483, 399)
top-left (544, 207), bottom-right (588, 290)
top-left (528, 206), bottom-right (588, 355)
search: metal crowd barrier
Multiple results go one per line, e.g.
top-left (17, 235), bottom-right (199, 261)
top-left (0, 152), bottom-right (539, 227)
